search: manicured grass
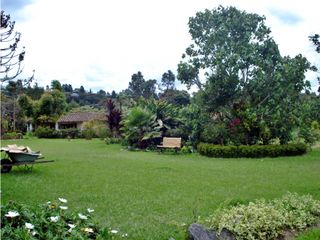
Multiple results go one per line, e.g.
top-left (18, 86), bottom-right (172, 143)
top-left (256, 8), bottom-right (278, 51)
top-left (296, 228), bottom-right (320, 240)
top-left (1, 138), bottom-right (320, 239)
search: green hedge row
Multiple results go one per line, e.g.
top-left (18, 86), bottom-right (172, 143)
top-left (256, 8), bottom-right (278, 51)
top-left (197, 143), bottom-right (307, 158)
top-left (34, 127), bottom-right (80, 138)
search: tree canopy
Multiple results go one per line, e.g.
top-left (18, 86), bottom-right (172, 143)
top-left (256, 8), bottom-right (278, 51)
top-left (178, 6), bottom-right (312, 144)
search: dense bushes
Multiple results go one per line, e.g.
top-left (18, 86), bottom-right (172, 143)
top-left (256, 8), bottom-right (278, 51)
top-left (34, 127), bottom-right (60, 138)
top-left (1, 132), bottom-right (23, 140)
top-left (197, 143), bottom-right (307, 158)
top-left (202, 193), bottom-right (320, 240)
top-left (34, 124), bottom-right (108, 139)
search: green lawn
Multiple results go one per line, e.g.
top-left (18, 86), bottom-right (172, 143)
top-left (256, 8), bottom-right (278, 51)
top-left (1, 138), bottom-right (320, 239)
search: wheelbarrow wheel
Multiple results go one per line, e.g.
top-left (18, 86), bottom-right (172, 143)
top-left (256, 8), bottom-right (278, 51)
top-left (1, 158), bottom-right (12, 173)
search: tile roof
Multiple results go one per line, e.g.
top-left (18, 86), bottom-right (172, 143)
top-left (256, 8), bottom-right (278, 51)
top-left (58, 112), bottom-right (107, 123)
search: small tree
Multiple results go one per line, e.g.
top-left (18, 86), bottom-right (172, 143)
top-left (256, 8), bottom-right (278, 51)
top-left (106, 99), bottom-right (122, 137)
top-left (161, 70), bottom-right (175, 90)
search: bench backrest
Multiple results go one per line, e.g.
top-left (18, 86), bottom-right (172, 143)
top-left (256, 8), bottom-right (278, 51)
top-left (162, 137), bottom-right (181, 148)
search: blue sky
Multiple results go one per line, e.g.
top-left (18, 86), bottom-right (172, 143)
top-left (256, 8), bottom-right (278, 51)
top-left (2, 0), bottom-right (319, 93)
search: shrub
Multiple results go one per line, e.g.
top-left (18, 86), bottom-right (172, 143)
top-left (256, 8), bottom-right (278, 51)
top-left (197, 143), bottom-right (307, 158)
top-left (82, 120), bottom-right (109, 139)
top-left (105, 137), bottom-right (122, 145)
top-left (1, 132), bottom-right (23, 140)
top-left (60, 128), bottom-right (80, 139)
top-left (202, 193), bottom-right (320, 240)
top-left (34, 127), bottom-right (60, 138)
top-left (1, 198), bottom-right (127, 239)
top-left (181, 146), bottom-right (193, 154)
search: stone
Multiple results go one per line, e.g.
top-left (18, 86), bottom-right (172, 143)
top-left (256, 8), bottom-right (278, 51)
top-left (188, 223), bottom-right (217, 240)
top-left (188, 223), bottom-right (236, 240)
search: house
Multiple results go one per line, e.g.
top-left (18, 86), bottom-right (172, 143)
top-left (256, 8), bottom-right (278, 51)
top-left (56, 112), bottom-right (107, 130)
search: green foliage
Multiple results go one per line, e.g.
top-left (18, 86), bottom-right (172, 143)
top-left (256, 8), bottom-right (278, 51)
top-left (197, 143), bottom-right (307, 158)
top-left (31, 90), bottom-right (68, 126)
top-left (82, 120), bottom-right (108, 139)
top-left (51, 80), bottom-right (63, 91)
top-left (34, 127), bottom-right (60, 138)
top-left (1, 132), bottom-right (23, 140)
top-left (161, 70), bottom-right (176, 90)
top-left (179, 5), bottom-right (312, 145)
top-left (105, 137), bottom-right (122, 145)
top-left (59, 128), bottom-right (80, 139)
top-left (121, 106), bottom-right (160, 148)
top-left (201, 121), bottom-right (229, 145)
top-left (126, 71), bottom-right (157, 100)
top-left (159, 89), bottom-right (190, 107)
top-left (203, 193), bottom-right (320, 240)
top-left (180, 146), bottom-right (193, 154)
top-left (18, 94), bottom-right (34, 117)
top-left (1, 199), bottom-right (123, 239)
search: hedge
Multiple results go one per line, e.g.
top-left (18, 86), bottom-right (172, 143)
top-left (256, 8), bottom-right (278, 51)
top-left (197, 143), bottom-right (307, 158)
top-left (34, 127), bottom-right (80, 139)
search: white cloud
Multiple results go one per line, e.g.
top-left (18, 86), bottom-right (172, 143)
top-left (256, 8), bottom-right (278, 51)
top-left (6, 0), bottom-right (320, 92)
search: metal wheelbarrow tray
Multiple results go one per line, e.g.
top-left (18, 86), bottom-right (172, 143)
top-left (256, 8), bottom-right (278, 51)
top-left (1, 145), bottom-right (54, 173)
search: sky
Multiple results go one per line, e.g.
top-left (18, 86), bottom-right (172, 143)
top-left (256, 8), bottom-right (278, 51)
top-left (2, 0), bottom-right (319, 93)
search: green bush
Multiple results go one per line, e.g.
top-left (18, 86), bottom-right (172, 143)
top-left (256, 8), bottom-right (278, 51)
top-left (1, 132), bottom-right (23, 140)
top-left (105, 137), bottom-right (122, 145)
top-left (202, 193), bottom-right (320, 240)
top-left (34, 127), bottom-right (61, 138)
top-left (1, 198), bottom-right (127, 239)
top-left (60, 128), bottom-right (80, 139)
top-left (181, 146), bottom-right (193, 154)
top-left (197, 143), bottom-right (307, 158)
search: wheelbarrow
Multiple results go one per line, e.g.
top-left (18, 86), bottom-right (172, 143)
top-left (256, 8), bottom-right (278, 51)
top-left (1, 144), bottom-right (54, 173)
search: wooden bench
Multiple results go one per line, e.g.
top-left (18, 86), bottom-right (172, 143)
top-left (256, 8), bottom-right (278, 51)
top-left (157, 137), bottom-right (181, 152)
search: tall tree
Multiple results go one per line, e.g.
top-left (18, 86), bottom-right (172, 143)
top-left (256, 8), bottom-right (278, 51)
top-left (128, 71), bottom-right (145, 100)
top-left (127, 71), bottom-right (157, 100)
top-left (161, 70), bottom-right (175, 90)
top-left (179, 6), bottom-right (311, 144)
top-left (51, 80), bottom-right (63, 91)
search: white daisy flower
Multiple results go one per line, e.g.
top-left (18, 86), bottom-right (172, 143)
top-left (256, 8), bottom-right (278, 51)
top-left (25, 222), bottom-right (34, 230)
top-left (78, 213), bottom-right (88, 220)
top-left (83, 227), bottom-right (94, 233)
top-left (5, 211), bottom-right (20, 218)
top-left (58, 198), bottom-right (67, 203)
top-left (50, 216), bottom-right (59, 222)
top-left (59, 206), bottom-right (68, 210)
top-left (68, 223), bottom-right (76, 232)
top-left (87, 208), bottom-right (94, 213)
top-left (111, 229), bottom-right (118, 234)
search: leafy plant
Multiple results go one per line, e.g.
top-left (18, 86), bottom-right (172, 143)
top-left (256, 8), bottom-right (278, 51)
top-left (121, 106), bottom-right (161, 148)
top-left (1, 198), bottom-right (128, 239)
top-left (202, 193), bottom-right (320, 240)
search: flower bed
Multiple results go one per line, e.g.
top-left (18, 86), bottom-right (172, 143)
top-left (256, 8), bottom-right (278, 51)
top-left (1, 198), bottom-right (127, 239)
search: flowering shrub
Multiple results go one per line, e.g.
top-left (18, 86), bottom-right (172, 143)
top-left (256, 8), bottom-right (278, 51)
top-left (1, 198), bottom-right (127, 239)
top-left (202, 193), bottom-right (320, 240)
